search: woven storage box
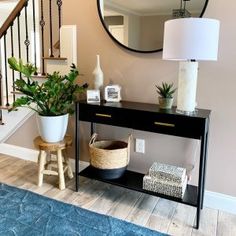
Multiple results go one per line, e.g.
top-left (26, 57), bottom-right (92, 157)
top-left (149, 162), bottom-right (186, 184)
top-left (143, 175), bottom-right (187, 199)
top-left (89, 133), bottom-right (131, 179)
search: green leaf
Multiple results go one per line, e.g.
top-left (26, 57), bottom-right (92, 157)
top-left (155, 82), bottom-right (177, 98)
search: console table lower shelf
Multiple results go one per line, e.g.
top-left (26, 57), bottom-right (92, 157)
top-left (79, 165), bottom-right (198, 207)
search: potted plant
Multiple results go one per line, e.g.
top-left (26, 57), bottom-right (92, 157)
top-left (8, 57), bottom-right (88, 142)
top-left (156, 82), bottom-right (177, 109)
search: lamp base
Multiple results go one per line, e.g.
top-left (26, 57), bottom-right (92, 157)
top-left (176, 108), bottom-right (198, 116)
top-left (177, 61), bottom-right (198, 113)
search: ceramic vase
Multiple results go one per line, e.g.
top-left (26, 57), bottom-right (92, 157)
top-left (93, 55), bottom-right (104, 91)
top-left (158, 97), bottom-right (173, 109)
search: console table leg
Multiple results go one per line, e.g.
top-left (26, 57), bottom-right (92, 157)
top-left (196, 134), bottom-right (206, 228)
top-left (201, 131), bottom-right (209, 209)
top-left (75, 103), bottom-right (80, 192)
top-left (91, 122), bottom-right (95, 136)
top-left (196, 207), bottom-right (201, 229)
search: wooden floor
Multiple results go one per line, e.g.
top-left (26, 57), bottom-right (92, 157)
top-left (0, 154), bottom-right (235, 236)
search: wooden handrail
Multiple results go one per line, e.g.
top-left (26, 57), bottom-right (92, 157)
top-left (54, 40), bottom-right (60, 50)
top-left (0, 0), bottom-right (27, 39)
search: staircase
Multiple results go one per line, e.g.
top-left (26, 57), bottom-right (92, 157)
top-left (0, 0), bottom-right (77, 143)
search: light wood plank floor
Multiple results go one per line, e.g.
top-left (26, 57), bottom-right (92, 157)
top-left (0, 154), bottom-right (235, 236)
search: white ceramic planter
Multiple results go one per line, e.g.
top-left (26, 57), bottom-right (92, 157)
top-left (36, 114), bottom-right (69, 143)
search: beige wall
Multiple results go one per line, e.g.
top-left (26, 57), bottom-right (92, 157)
top-left (6, 114), bottom-right (39, 149)
top-left (62, 0), bottom-right (236, 197)
top-left (6, 0), bottom-right (236, 197)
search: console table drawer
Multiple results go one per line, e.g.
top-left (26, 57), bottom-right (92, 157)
top-left (132, 111), bottom-right (205, 139)
top-left (79, 103), bottom-right (131, 128)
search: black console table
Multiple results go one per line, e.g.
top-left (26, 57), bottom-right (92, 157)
top-left (75, 100), bottom-right (210, 229)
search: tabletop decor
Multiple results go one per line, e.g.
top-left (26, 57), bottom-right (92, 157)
top-left (156, 82), bottom-right (176, 109)
top-left (104, 84), bottom-right (122, 102)
top-left (163, 18), bottom-right (220, 114)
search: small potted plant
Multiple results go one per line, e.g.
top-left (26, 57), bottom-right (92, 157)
top-left (8, 57), bottom-right (88, 142)
top-left (156, 82), bottom-right (177, 109)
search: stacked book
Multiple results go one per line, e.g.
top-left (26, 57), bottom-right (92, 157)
top-left (143, 162), bottom-right (187, 199)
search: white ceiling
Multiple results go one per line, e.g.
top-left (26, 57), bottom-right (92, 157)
top-left (104, 0), bottom-right (206, 16)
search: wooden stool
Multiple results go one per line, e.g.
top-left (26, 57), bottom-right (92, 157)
top-left (34, 135), bottom-right (73, 190)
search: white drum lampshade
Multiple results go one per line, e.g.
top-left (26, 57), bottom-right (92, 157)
top-left (163, 18), bottom-right (220, 114)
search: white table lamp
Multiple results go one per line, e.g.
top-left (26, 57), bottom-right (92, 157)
top-left (163, 18), bottom-right (220, 114)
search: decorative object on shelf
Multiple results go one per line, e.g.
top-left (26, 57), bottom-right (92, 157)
top-left (104, 84), bottom-right (122, 102)
top-left (87, 89), bottom-right (100, 103)
top-left (156, 82), bottom-right (176, 109)
top-left (149, 162), bottom-right (186, 183)
top-left (93, 54), bottom-right (104, 92)
top-left (143, 162), bottom-right (187, 199)
top-left (163, 18), bottom-right (220, 114)
top-left (8, 57), bottom-right (88, 142)
top-left (89, 133), bottom-right (131, 179)
top-left (143, 175), bottom-right (187, 199)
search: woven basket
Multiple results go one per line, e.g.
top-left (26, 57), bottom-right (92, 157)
top-left (89, 134), bottom-right (131, 179)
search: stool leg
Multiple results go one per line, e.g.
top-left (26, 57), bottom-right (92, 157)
top-left (57, 149), bottom-right (65, 190)
top-left (38, 150), bottom-right (46, 187)
top-left (63, 150), bottom-right (73, 179)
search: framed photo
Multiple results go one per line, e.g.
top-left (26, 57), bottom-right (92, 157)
top-left (87, 90), bottom-right (100, 103)
top-left (104, 85), bottom-right (121, 102)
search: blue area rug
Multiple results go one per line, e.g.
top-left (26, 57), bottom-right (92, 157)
top-left (0, 183), bottom-right (167, 236)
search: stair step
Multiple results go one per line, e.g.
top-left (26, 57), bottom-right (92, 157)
top-left (11, 91), bottom-right (23, 95)
top-left (0, 106), bottom-right (12, 110)
top-left (31, 74), bottom-right (47, 79)
top-left (42, 57), bottom-right (67, 61)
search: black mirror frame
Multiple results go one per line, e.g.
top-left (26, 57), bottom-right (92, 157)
top-left (97, 0), bottom-right (209, 53)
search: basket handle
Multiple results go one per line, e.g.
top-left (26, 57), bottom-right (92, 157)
top-left (126, 134), bottom-right (132, 165)
top-left (89, 133), bottom-right (98, 145)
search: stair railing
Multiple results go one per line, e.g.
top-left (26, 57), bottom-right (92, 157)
top-left (0, 0), bottom-right (63, 117)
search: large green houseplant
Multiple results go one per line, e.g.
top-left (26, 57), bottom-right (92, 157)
top-left (8, 57), bottom-right (88, 142)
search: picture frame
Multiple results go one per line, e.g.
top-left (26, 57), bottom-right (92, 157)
top-left (104, 85), bottom-right (121, 102)
top-left (87, 90), bottom-right (101, 103)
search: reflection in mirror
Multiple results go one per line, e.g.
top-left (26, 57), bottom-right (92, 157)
top-left (98, 0), bottom-right (208, 53)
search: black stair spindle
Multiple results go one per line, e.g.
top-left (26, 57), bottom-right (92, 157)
top-left (57, 0), bottom-right (62, 58)
top-left (17, 14), bottom-right (22, 79)
top-left (49, 0), bottom-right (54, 57)
top-left (0, 69), bottom-right (2, 107)
top-left (0, 109), bottom-right (3, 125)
top-left (32, 0), bottom-right (38, 75)
top-left (40, 0), bottom-right (46, 75)
top-left (24, 1), bottom-right (30, 64)
top-left (10, 24), bottom-right (16, 102)
top-left (4, 34), bottom-right (9, 107)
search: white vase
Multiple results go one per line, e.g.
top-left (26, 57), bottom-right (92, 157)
top-left (93, 54), bottom-right (104, 91)
top-left (36, 114), bottom-right (69, 143)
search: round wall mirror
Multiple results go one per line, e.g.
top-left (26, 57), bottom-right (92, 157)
top-left (97, 0), bottom-right (209, 53)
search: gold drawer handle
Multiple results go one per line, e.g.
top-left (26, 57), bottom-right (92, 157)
top-left (154, 122), bottom-right (175, 127)
top-left (95, 113), bottom-right (112, 118)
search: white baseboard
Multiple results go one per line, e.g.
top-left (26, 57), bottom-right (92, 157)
top-left (0, 143), bottom-right (39, 162)
top-left (0, 143), bottom-right (89, 172)
top-left (204, 191), bottom-right (236, 215)
top-left (0, 143), bottom-right (236, 215)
